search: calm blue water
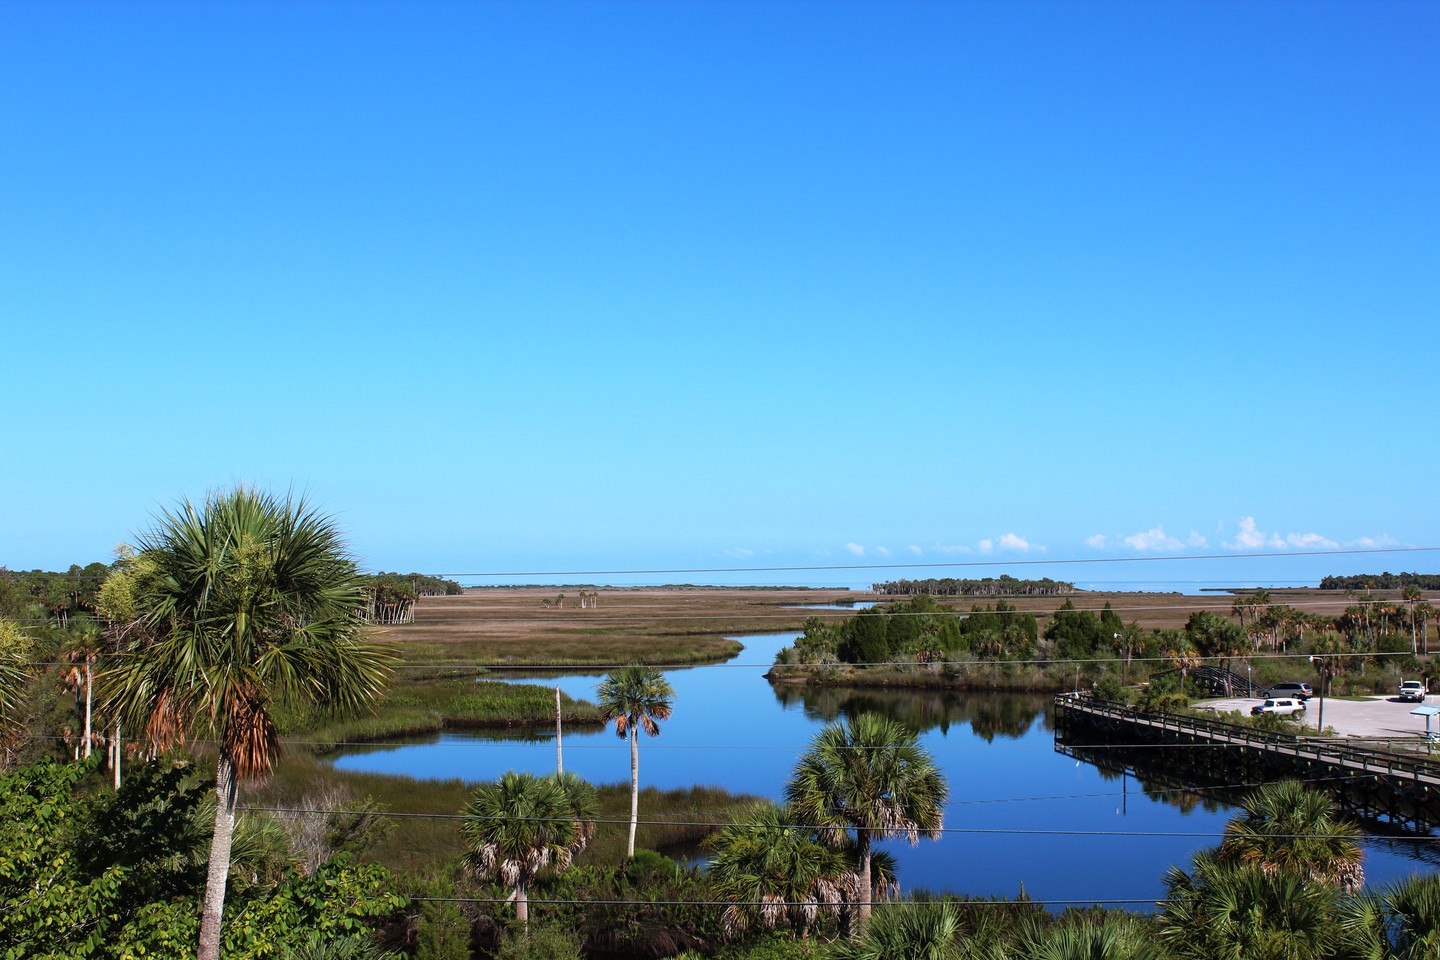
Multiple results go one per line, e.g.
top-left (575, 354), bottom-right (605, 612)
top-left (330, 633), bottom-right (1432, 905)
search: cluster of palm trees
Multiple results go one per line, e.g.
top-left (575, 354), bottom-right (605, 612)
top-left (709, 780), bottom-right (1434, 960)
top-left (463, 703), bottom-right (950, 946)
top-left (463, 664), bottom-right (676, 922)
top-left (707, 713), bottom-right (947, 939)
top-left (1230, 588), bottom-right (1437, 656)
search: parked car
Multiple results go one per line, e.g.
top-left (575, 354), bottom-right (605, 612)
top-left (1261, 682), bottom-right (1313, 701)
top-left (1399, 680), bottom-right (1428, 702)
top-left (1252, 698), bottom-right (1306, 716)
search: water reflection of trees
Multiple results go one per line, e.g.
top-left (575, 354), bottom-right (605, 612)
top-left (1059, 744), bottom-right (1440, 869)
top-left (768, 684), bottom-right (1050, 741)
top-left (1073, 750), bottom-right (1228, 817)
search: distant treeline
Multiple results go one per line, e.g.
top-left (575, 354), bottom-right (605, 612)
top-left (0, 565), bottom-right (464, 628)
top-left (357, 572), bottom-right (464, 625)
top-left (0, 563), bottom-right (110, 625)
top-left (359, 572), bottom-right (464, 597)
top-left (873, 575), bottom-right (1075, 597)
top-left (1318, 572), bottom-right (1440, 591)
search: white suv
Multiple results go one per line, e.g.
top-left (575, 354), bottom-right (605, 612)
top-left (1252, 698), bottom-right (1306, 716)
top-left (1399, 680), bottom-right (1427, 703)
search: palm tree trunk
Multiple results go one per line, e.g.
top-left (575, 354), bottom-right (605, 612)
top-left (856, 828), bottom-right (873, 932)
top-left (516, 881), bottom-right (529, 925)
top-left (112, 721), bottom-right (121, 790)
top-left (628, 727), bottom-right (639, 858)
top-left (198, 755), bottom-right (239, 960)
top-left (83, 663), bottom-right (92, 759)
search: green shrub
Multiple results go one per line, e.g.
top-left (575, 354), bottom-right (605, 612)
top-left (493, 921), bottom-right (583, 960)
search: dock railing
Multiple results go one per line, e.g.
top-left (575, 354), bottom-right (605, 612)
top-left (1054, 693), bottom-right (1440, 788)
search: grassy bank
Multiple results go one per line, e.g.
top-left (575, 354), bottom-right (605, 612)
top-left (252, 746), bottom-right (762, 877)
top-left (277, 678), bottom-right (607, 753)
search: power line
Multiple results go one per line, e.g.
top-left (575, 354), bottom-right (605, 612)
top-left (3, 544), bottom-right (1438, 585)
top-left (429, 546), bottom-right (1440, 579)
top-left (405, 894), bottom-right (1171, 908)
top-left (19, 646), bottom-right (1421, 670)
top-left (241, 803), bottom-right (1429, 842)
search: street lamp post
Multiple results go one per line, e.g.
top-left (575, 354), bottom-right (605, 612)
top-left (1310, 655), bottom-right (1327, 732)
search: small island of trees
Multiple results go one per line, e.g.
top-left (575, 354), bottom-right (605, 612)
top-left (872, 575), bottom-right (1074, 597)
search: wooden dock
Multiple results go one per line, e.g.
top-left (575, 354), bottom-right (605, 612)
top-left (1053, 694), bottom-right (1440, 830)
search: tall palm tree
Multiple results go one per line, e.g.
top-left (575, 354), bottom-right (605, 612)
top-left (1216, 780), bottom-right (1364, 893)
top-left (705, 802), bottom-right (860, 939)
top-left (62, 624), bottom-right (104, 759)
top-left (595, 665), bottom-right (674, 858)
top-left (462, 771), bottom-right (597, 925)
top-left (1403, 584), bottom-right (1424, 654)
top-left (785, 712), bottom-right (947, 931)
top-left (98, 487), bottom-right (392, 960)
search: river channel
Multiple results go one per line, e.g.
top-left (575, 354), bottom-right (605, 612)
top-left (330, 632), bottom-right (1434, 905)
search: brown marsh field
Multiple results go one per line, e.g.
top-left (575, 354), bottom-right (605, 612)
top-left (376, 585), bottom-right (1368, 665)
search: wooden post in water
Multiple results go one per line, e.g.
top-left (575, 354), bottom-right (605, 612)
top-left (555, 686), bottom-right (564, 775)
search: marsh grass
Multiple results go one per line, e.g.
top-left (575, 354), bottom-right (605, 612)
top-left (254, 746), bottom-right (759, 879)
top-left (275, 679), bottom-right (606, 752)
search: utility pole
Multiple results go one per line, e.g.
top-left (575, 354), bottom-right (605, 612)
top-left (555, 686), bottom-right (564, 775)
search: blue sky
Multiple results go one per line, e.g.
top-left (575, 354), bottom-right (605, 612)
top-left (3, 0), bottom-right (1436, 588)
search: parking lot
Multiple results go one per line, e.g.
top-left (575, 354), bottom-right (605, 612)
top-left (1198, 693), bottom-right (1440, 742)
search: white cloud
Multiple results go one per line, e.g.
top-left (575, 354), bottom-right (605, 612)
top-left (1123, 526), bottom-right (1184, 552)
top-left (723, 547), bottom-right (755, 559)
top-left (906, 544), bottom-right (923, 555)
top-left (1224, 517), bottom-right (1337, 551)
top-left (1226, 516), bottom-right (1279, 550)
top-left (1089, 527), bottom-right (1208, 552)
top-left (1349, 534), bottom-right (1399, 549)
top-left (1285, 532), bottom-right (1339, 550)
top-left (845, 543), bottom-right (865, 557)
top-left (876, 546), bottom-right (891, 557)
top-left (998, 533), bottom-right (1038, 552)
top-left (934, 543), bottom-right (972, 555)
top-left (977, 535), bottom-right (1040, 554)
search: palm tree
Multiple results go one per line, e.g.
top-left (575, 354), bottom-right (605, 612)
top-left (1025, 914), bottom-right (1163, 960)
top-left (61, 624), bottom-right (104, 759)
top-left (99, 487), bottom-right (392, 960)
top-left (1159, 852), bottom-right (1341, 960)
top-left (785, 712), bottom-right (947, 931)
top-left (705, 802), bottom-right (859, 939)
top-left (595, 665), bottom-right (674, 858)
top-left (1403, 584), bottom-right (1424, 654)
top-left (462, 771), bottom-right (597, 925)
top-left (1216, 780), bottom-right (1364, 893)
top-left (1343, 872), bottom-right (1440, 959)
top-left (0, 619), bottom-right (32, 764)
top-left (832, 898), bottom-right (964, 960)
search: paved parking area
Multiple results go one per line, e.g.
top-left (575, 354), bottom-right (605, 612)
top-left (1198, 694), bottom-right (1439, 741)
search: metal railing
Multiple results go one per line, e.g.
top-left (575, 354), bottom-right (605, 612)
top-left (1054, 694), bottom-right (1440, 785)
